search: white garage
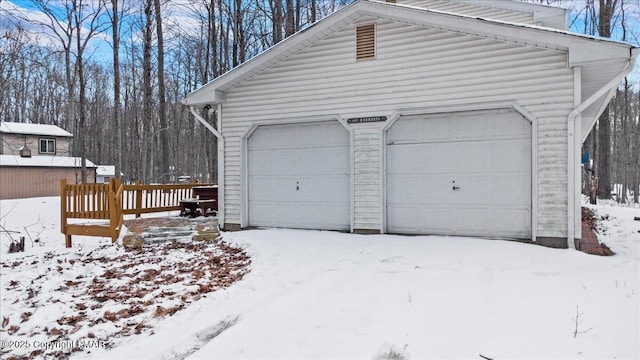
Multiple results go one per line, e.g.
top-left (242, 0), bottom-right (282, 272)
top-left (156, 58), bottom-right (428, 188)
top-left (184, 0), bottom-right (636, 248)
top-left (248, 121), bottom-right (351, 230)
top-left (386, 109), bottom-right (532, 239)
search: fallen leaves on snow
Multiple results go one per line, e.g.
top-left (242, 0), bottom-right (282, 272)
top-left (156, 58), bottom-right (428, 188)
top-left (0, 234), bottom-right (251, 360)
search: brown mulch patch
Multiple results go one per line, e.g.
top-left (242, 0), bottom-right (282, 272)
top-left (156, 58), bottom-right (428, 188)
top-left (580, 207), bottom-right (614, 256)
top-left (581, 207), bottom-right (598, 232)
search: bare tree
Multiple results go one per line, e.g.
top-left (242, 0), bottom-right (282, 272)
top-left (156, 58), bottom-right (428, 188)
top-left (108, 0), bottom-right (123, 181)
top-left (154, 0), bottom-right (170, 182)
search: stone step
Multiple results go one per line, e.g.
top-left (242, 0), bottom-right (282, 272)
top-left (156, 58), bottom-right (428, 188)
top-left (144, 236), bottom-right (193, 245)
top-left (143, 231), bottom-right (195, 239)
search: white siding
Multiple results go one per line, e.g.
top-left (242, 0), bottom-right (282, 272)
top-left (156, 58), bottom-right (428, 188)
top-left (221, 18), bottom-right (573, 238)
top-left (353, 124), bottom-right (382, 230)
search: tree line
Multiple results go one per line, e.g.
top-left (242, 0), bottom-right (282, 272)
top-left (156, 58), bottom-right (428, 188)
top-left (0, 0), bottom-right (638, 203)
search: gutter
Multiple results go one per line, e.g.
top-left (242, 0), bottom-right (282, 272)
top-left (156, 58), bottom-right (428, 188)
top-left (566, 49), bottom-right (636, 249)
top-left (189, 106), bottom-right (225, 229)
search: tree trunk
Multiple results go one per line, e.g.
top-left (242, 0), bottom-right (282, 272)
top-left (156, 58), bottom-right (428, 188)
top-left (285, 0), bottom-right (295, 37)
top-left (154, 0), bottom-right (170, 183)
top-left (272, 0), bottom-right (283, 44)
top-left (142, 0), bottom-right (153, 183)
top-left (75, 0), bottom-right (88, 183)
top-left (595, 0), bottom-right (617, 199)
top-left (111, 0), bottom-right (122, 181)
top-left (310, 0), bottom-right (316, 23)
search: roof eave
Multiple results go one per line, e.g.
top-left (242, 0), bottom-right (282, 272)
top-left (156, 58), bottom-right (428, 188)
top-left (181, 90), bottom-right (226, 106)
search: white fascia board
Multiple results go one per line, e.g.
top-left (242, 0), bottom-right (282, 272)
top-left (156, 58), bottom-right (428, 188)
top-left (182, 89), bottom-right (225, 106)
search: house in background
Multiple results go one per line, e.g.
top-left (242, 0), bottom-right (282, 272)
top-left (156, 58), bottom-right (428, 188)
top-left (0, 121), bottom-right (96, 199)
top-left (96, 165), bottom-right (116, 184)
top-left (183, 0), bottom-right (637, 249)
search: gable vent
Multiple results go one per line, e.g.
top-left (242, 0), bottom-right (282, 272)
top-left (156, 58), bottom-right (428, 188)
top-left (356, 24), bottom-right (375, 61)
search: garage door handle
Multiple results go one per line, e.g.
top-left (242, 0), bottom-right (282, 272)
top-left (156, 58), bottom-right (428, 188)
top-left (452, 186), bottom-right (460, 190)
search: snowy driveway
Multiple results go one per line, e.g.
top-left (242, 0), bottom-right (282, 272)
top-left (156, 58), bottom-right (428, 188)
top-left (100, 206), bottom-right (639, 360)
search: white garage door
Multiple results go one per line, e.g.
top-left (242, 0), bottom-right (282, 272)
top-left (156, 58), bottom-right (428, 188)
top-left (386, 109), bottom-right (531, 239)
top-left (248, 121), bottom-right (350, 230)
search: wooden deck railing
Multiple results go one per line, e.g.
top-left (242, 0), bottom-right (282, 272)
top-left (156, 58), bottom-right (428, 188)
top-left (61, 180), bottom-right (213, 247)
top-left (121, 181), bottom-right (199, 217)
top-left (61, 178), bottom-right (124, 247)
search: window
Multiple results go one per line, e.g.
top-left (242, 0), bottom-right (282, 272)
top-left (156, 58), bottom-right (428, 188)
top-left (39, 138), bottom-right (56, 154)
top-left (356, 24), bottom-right (376, 61)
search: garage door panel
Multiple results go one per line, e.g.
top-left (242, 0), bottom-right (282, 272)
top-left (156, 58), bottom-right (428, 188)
top-left (249, 176), bottom-right (297, 201)
top-left (388, 114), bottom-right (452, 143)
top-left (295, 147), bottom-right (349, 175)
top-left (249, 121), bottom-right (350, 230)
top-left (294, 203), bottom-right (350, 229)
top-left (491, 112), bottom-right (531, 137)
top-left (491, 140), bottom-right (531, 171)
top-left (387, 205), bottom-right (419, 233)
top-left (296, 175), bottom-right (350, 202)
top-left (295, 121), bottom-right (349, 147)
top-left (452, 112), bottom-right (488, 139)
top-left (387, 144), bottom-right (449, 174)
top-left (390, 204), bottom-right (531, 238)
top-left (249, 125), bottom-right (297, 149)
top-left (387, 110), bottom-right (532, 239)
top-left (250, 150), bottom-right (296, 175)
top-left (490, 175), bottom-right (531, 205)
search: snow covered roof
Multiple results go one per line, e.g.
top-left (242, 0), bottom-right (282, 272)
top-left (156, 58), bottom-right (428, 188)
top-left (0, 155), bottom-right (96, 168)
top-left (0, 121), bottom-right (73, 138)
top-left (398, 0), bottom-right (568, 30)
top-left (96, 165), bottom-right (116, 176)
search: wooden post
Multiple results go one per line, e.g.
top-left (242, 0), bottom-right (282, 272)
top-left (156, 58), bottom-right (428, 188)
top-left (135, 179), bottom-right (142, 218)
top-left (61, 179), bottom-right (72, 248)
top-left (108, 178), bottom-right (118, 243)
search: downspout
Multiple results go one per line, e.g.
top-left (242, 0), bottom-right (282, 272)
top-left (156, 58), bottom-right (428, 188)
top-left (189, 105), bottom-right (225, 229)
top-left (567, 53), bottom-right (634, 249)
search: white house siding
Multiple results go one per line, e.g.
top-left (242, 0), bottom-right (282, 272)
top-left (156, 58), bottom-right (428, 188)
top-left (397, 0), bottom-right (536, 25)
top-left (220, 18), bottom-right (573, 239)
top-left (352, 124), bottom-right (383, 230)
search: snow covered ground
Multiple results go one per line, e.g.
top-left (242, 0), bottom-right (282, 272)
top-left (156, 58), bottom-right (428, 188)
top-left (1, 197), bottom-right (639, 359)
